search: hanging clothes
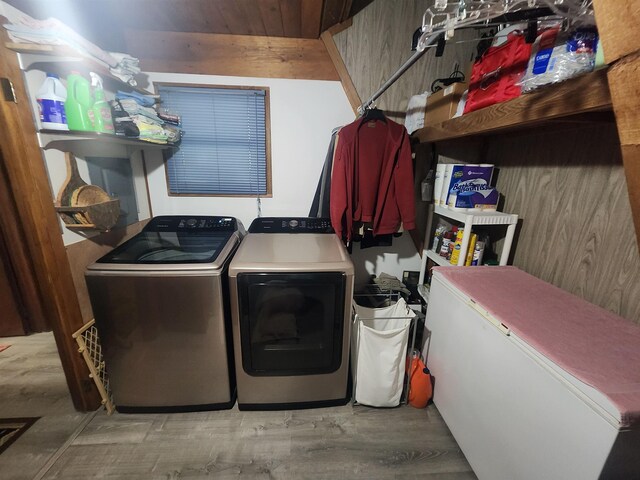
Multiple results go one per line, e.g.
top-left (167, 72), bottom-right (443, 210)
top-left (330, 115), bottom-right (416, 242)
top-left (309, 127), bottom-right (340, 218)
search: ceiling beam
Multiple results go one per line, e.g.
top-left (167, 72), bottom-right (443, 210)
top-left (124, 30), bottom-right (340, 81)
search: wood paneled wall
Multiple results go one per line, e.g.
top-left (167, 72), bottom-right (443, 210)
top-left (333, 0), bottom-right (477, 118)
top-left (487, 125), bottom-right (640, 322)
top-left (334, 1), bottom-right (639, 322)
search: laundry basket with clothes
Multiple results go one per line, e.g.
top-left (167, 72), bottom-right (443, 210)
top-left (351, 297), bottom-right (416, 407)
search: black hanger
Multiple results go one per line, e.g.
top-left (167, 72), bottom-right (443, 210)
top-left (362, 107), bottom-right (387, 123)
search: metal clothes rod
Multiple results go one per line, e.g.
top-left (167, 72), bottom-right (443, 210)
top-left (359, 31), bottom-right (442, 114)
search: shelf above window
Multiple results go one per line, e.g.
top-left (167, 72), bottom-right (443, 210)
top-left (413, 69), bottom-right (613, 144)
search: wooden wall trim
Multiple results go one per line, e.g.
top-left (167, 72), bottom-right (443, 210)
top-left (607, 52), bottom-right (640, 253)
top-left (607, 52), bottom-right (640, 146)
top-left (0, 148), bottom-right (48, 332)
top-left (620, 144), bottom-right (640, 251)
top-left (0, 30), bottom-right (100, 410)
top-left (593, 0), bottom-right (640, 64)
top-left (124, 30), bottom-right (340, 81)
top-left (320, 30), bottom-right (361, 114)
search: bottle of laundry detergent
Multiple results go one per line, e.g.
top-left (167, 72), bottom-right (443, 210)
top-left (36, 73), bottom-right (68, 131)
top-left (65, 72), bottom-right (93, 131)
top-left (89, 72), bottom-right (114, 134)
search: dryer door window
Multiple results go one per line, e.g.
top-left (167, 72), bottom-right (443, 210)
top-left (237, 272), bottom-right (345, 376)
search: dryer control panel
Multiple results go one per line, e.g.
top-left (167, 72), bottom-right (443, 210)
top-left (248, 217), bottom-right (334, 234)
top-left (144, 216), bottom-right (237, 232)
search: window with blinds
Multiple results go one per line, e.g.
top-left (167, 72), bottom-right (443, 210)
top-left (157, 84), bottom-right (270, 196)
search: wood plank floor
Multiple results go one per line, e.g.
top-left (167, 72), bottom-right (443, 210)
top-left (0, 333), bottom-right (476, 479)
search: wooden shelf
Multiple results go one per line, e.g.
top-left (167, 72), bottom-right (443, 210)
top-left (38, 129), bottom-right (177, 152)
top-left (5, 42), bottom-right (150, 95)
top-left (413, 69), bottom-right (613, 143)
top-left (56, 198), bottom-right (120, 232)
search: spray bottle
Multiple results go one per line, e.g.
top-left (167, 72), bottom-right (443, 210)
top-left (89, 72), bottom-right (114, 134)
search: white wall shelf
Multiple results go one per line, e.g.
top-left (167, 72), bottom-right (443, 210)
top-left (425, 249), bottom-right (454, 268)
top-left (7, 42), bottom-right (151, 95)
top-left (38, 130), bottom-right (176, 156)
top-left (418, 205), bottom-right (519, 285)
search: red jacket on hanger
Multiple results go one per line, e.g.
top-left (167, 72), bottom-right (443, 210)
top-left (330, 116), bottom-right (416, 241)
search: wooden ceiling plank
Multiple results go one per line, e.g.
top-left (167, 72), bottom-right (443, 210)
top-left (300, 0), bottom-right (322, 38)
top-left (279, 0), bottom-right (302, 38)
top-left (235, 0), bottom-right (269, 36)
top-left (196, 1), bottom-right (232, 35)
top-left (340, 0), bottom-right (354, 21)
top-left (217, 0), bottom-right (254, 36)
top-left (321, 0), bottom-right (347, 33)
top-left (257, 0), bottom-right (285, 37)
top-left (348, 0), bottom-right (375, 19)
top-left (125, 30), bottom-right (340, 81)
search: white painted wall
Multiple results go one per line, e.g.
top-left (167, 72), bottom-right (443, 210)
top-left (143, 72), bottom-right (355, 229)
top-left (350, 232), bottom-right (422, 288)
top-left (144, 72), bottom-right (421, 285)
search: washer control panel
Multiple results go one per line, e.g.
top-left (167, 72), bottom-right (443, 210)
top-left (248, 217), bottom-right (334, 233)
top-left (144, 216), bottom-right (237, 232)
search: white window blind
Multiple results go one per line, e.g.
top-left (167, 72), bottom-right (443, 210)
top-left (158, 85), bottom-right (268, 195)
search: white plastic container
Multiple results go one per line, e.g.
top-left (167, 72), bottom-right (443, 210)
top-left (36, 73), bottom-right (68, 131)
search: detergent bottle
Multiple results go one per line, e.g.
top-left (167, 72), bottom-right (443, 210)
top-left (36, 73), bottom-right (68, 131)
top-left (89, 72), bottom-right (114, 134)
top-left (65, 72), bottom-right (93, 131)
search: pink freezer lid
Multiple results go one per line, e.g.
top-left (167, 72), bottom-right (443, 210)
top-left (435, 266), bottom-right (640, 428)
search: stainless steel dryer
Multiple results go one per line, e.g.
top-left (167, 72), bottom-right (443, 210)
top-left (228, 217), bottom-right (354, 410)
top-left (85, 215), bottom-right (242, 412)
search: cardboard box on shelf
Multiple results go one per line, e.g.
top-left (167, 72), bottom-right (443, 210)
top-left (424, 82), bottom-right (467, 126)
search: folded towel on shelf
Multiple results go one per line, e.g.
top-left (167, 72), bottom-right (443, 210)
top-left (133, 117), bottom-right (168, 144)
top-left (1, 4), bottom-right (119, 67)
top-left (116, 90), bottom-right (158, 107)
top-left (109, 52), bottom-right (141, 86)
top-left (404, 92), bottom-right (428, 134)
top-left (117, 99), bottom-right (162, 123)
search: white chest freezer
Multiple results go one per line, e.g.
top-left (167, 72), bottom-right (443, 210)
top-left (423, 267), bottom-right (640, 480)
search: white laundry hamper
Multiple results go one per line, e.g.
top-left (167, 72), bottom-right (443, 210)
top-left (352, 298), bottom-right (416, 407)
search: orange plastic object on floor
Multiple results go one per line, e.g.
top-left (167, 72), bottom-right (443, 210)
top-left (407, 354), bottom-right (433, 408)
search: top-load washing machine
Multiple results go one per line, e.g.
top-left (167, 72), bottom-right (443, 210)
top-left (228, 217), bottom-right (354, 410)
top-left (85, 215), bottom-right (242, 412)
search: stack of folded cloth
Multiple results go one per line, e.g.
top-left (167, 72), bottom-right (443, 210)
top-left (112, 91), bottom-right (182, 144)
top-left (0, 5), bottom-right (143, 83)
top-left (109, 53), bottom-right (142, 86)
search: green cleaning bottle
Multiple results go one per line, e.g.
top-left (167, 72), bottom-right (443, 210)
top-left (65, 72), bottom-right (93, 131)
top-left (89, 72), bottom-right (114, 134)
